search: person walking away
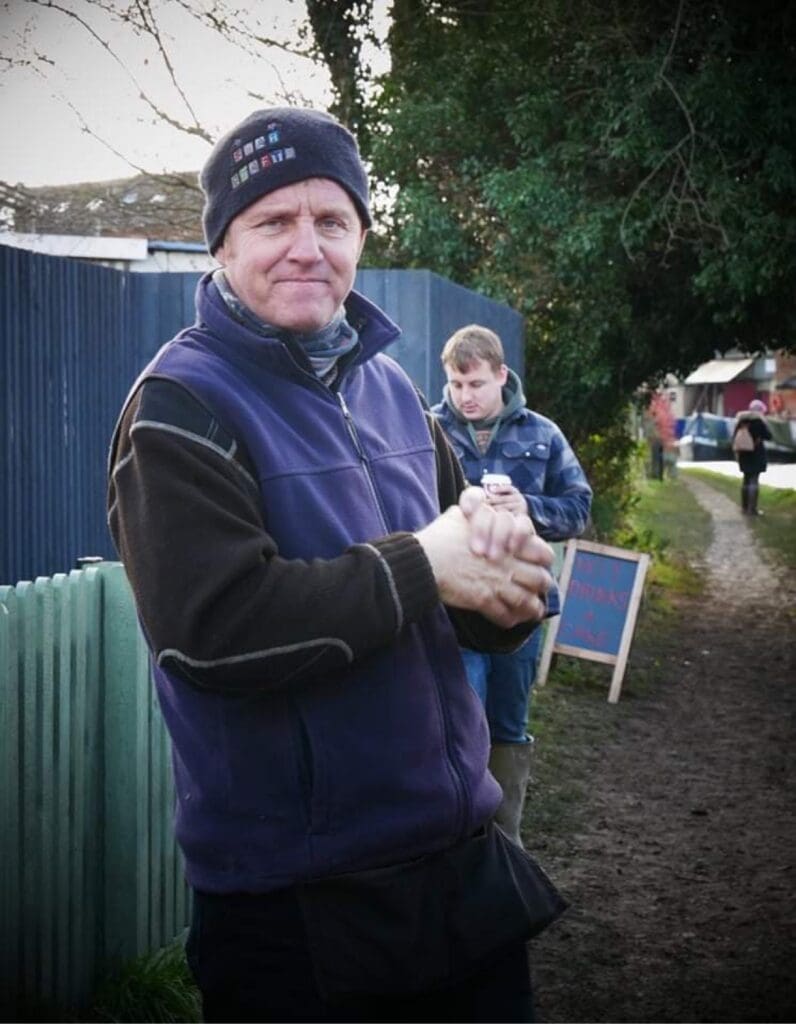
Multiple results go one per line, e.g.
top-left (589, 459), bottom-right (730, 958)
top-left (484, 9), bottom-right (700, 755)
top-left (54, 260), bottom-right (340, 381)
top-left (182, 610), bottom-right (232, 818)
top-left (432, 325), bottom-right (592, 846)
top-left (732, 397), bottom-right (773, 515)
top-left (107, 108), bottom-right (563, 1023)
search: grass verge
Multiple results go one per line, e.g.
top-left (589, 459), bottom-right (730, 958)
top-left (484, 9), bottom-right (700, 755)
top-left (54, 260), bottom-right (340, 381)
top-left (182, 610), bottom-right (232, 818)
top-left (525, 476), bottom-right (713, 847)
top-left (616, 475), bottom-right (713, 598)
top-left (87, 938), bottom-right (200, 1023)
top-left (683, 467), bottom-right (796, 571)
top-left (8, 939), bottom-right (200, 1023)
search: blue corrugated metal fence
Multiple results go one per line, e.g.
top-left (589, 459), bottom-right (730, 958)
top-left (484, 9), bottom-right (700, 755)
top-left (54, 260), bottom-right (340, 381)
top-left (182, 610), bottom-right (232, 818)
top-left (1, 243), bottom-right (523, 584)
top-left (0, 245), bottom-right (199, 583)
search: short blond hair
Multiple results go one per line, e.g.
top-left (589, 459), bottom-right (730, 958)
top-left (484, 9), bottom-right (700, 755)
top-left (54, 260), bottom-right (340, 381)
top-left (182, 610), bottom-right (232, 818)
top-left (441, 324), bottom-right (505, 373)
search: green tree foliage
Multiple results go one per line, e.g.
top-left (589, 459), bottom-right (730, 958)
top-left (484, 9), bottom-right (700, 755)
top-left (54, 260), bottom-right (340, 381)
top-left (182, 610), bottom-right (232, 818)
top-left (360, 0), bottom-right (795, 448)
top-left (304, 0), bottom-right (375, 140)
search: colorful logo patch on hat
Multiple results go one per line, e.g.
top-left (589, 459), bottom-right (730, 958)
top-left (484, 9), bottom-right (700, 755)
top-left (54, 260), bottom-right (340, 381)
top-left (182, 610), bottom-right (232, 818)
top-left (230, 171), bottom-right (240, 189)
top-left (254, 136), bottom-right (265, 150)
top-left (248, 159), bottom-right (259, 175)
top-left (260, 153), bottom-right (272, 169)
top-left (239, 165), bottom-right (250, 183)
top-left (271, 149), bottom-right (285, 163)
top-left (267, 130), bottom-right (280, 145)
top-left (232, 148), bottom-right (243, 163)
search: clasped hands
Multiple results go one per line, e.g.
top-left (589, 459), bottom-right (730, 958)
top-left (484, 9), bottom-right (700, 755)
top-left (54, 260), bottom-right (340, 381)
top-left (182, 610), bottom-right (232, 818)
top-left (415, 486), bottom-right (553, 629)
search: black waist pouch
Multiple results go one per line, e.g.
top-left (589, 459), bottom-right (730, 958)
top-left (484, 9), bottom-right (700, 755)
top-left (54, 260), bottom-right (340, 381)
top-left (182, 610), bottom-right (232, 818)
top-left (296, 822), bottom-right (567, 1000)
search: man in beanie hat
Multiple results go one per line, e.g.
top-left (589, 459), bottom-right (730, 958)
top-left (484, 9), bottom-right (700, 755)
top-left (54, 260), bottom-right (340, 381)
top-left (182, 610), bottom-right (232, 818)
top-left (108, 108), bottom-right (561, 1022)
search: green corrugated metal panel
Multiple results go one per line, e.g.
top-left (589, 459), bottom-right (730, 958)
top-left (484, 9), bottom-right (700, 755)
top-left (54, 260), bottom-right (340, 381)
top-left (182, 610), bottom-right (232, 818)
top-left (0, 563), bottom-right (190, 1014)
top-left (100, 562), bottom-right (190, 968)
top-left (0, 571), bottom-right (103, 1012)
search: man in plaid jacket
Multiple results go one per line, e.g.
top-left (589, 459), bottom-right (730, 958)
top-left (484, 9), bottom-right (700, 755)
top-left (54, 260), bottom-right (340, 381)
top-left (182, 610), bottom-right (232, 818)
top-left (433, 324), bottom-right (592, 845)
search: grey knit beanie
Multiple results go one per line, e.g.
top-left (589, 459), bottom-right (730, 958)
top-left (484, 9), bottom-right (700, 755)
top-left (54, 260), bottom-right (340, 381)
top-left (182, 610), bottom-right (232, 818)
top-left (200, 107), bottom-right (371, 253)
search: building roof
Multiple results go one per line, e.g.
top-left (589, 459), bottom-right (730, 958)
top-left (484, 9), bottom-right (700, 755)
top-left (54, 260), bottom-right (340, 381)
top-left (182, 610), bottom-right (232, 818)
top-left (684, 358), bottom-right (754, 385)
top-left (0, 172), bottom-right (204, 242)
top-left (0, 232), bottom-right (149, 261)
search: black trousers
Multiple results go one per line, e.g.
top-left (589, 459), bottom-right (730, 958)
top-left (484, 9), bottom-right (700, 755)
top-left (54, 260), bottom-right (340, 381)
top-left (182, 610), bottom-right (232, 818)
top-left (187, 886), bottom-right (535, 1023)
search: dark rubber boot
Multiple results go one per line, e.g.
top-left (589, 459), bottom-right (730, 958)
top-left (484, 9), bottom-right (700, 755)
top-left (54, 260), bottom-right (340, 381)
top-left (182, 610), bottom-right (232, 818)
top-left (488, 741), bottom-right (534, 847)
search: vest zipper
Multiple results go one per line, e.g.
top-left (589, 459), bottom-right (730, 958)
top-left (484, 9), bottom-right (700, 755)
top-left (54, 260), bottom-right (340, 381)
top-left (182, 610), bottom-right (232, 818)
top-left (283, 346), bottom-right (469, 838)
top-left (339, 389), bottom-right (471, 841)
top-left (336, 391), bottom-right (391, 534)
top-left (276, 344), bottom-right (391, 532)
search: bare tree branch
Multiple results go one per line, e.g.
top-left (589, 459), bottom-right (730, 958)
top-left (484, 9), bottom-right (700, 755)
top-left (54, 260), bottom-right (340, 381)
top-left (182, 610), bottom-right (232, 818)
top-left (620, 135), bottom-right (691, 259)
top-left (182, 0), bottom-right (314, 57)
top-left (63, 89), bottom-right (187, 178)
top-left (619, 0), bottom-right (731, 261)
top-left (25, 0), bottom-right (214, 141)
top-left (661, 0), bottom-right (685, 72)
top-left (132, 0), bottom-right (203, 128)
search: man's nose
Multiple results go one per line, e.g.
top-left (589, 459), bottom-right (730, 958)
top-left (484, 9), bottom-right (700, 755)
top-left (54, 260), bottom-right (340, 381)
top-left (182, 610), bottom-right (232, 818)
top-left (287, 220), bottom-right (323, 261)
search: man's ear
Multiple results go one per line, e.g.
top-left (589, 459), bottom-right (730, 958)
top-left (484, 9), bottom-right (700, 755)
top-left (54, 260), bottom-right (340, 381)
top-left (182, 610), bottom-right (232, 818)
top-left (498, 363), bottom-right (509, 385)
top-left (357, 229), bottom-right (369, 261)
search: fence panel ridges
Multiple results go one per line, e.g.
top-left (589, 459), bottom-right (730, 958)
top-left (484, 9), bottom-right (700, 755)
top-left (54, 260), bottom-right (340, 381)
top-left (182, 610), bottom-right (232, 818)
top-left (68, 568), bottom-right (103, 1005)
top-left (148, 675), bottom-right (164, 951)
top-left (34, 578), bottom-right (56, 1001)
top-left (0, 570), bottom-right (107, 1010)
top-left (136, 597), bottom-right (152, 960)
top-left (53, 574), bottom-right (73, 1004)
top-left (99, 562), bottom-right (189, 966)
top-left (2, 563), bottom-right (191, 1013)
top-left (20, 580), bottom-right (40, 1001)
top-left (0, 584), bottom-right (22, 1007)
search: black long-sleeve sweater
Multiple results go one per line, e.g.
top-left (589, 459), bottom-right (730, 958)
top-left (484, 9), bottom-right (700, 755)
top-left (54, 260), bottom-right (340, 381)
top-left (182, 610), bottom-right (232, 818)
top-left (108, 378), bottom-right (533, 695)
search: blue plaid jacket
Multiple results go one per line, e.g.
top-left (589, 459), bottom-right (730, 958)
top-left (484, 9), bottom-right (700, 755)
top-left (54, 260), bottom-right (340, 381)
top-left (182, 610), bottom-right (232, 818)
top-left (432, 378), bottom-right (592, 543)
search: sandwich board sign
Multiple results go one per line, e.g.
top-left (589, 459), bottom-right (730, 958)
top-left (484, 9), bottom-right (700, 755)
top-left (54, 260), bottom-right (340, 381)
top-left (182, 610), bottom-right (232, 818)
top-left (537, 539), bottom-right (650, 703)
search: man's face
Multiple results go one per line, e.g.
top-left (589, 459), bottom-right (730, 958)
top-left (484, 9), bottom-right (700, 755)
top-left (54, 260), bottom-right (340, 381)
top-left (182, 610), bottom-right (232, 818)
top-left (216, 178), bottom-right (367, 334)
top-left (444, 357), bottom-right (508, 421)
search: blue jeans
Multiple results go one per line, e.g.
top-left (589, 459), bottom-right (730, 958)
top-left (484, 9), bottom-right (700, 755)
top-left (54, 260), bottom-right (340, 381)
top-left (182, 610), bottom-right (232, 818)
top-left (460, 628), bottom-right (544, 744)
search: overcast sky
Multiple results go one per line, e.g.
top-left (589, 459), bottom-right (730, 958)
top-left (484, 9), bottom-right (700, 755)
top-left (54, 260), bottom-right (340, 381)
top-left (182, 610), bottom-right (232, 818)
top-left (0, 0), bottom-right (357, 187)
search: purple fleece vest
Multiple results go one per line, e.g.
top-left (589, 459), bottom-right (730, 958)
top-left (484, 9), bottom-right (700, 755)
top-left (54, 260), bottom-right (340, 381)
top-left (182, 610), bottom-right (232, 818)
top-left (131, 276), bottom-right (500, 892)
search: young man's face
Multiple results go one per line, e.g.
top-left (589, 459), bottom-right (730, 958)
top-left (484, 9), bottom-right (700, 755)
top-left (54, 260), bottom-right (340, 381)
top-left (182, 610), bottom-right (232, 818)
top-left (216, 178), bottom-right (367, 334)
top-left (444, 357), bottom-right (508, 421)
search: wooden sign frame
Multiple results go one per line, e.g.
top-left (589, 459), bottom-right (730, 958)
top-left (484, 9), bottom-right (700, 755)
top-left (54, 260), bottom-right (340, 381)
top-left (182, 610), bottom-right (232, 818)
top-left (537, 539), bottom-right (650, 703)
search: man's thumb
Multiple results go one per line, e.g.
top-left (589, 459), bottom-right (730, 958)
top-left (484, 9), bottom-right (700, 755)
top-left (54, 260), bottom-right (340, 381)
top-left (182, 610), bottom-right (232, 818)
top-left (459, 485), bottom-right (487, 518)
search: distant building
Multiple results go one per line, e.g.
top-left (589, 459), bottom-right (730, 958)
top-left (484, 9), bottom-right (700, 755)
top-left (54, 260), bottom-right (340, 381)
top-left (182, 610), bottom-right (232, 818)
top-left (0, 170), bottom-right (214, 273)
top-left (681, 352), bottom-right (793, 419)
top-left (0, 231), bottom-right (214, 273)
top-left (0, 172), bottom-right (204, 242)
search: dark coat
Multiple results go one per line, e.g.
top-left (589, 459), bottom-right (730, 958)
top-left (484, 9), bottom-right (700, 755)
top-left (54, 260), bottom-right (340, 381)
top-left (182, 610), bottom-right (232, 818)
top-left (733, 411), bottom-right (772, 475)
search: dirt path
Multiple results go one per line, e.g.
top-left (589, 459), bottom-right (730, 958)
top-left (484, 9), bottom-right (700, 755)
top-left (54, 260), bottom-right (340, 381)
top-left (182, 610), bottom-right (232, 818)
top-left (529, 477), bottom-right (796, 1023)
